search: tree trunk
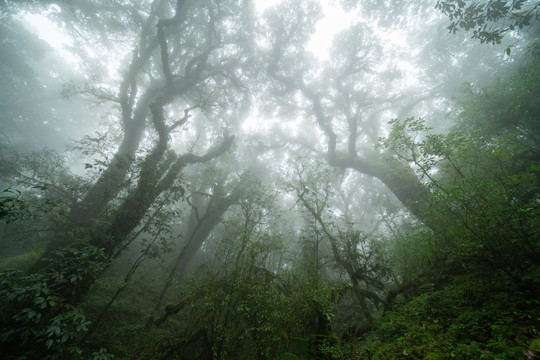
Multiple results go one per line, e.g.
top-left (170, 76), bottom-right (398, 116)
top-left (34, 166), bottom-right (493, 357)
top-left (148, 177), bottom-right (248, 326)
top-left (329, 150), bottom-right (430, 222)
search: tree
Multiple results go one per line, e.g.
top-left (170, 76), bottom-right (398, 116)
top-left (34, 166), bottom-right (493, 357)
top-left (378, 62), bottom-right (540, 290)
top-left (288, 160), bottom-right (393, 325)
top-left (264, 2), bottom-right (432, 223)
top-left (436, 0), bottom-right (540, 49)
top-left (7, 0), bottom-right (256, 269)
top-left (0, 17), bottom-right (91, 150)
top-left (263, 0), bottom-right (538, 228)
top-left (1, 1), bottom-right (256, 357)
top-left (1, 0), bottom-right (539, 358)
top-left (147, 169), bottom-right (258, 325)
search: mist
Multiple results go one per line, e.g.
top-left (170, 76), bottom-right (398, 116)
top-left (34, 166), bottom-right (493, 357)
top-left (1, 1), bottom-right (539, 359)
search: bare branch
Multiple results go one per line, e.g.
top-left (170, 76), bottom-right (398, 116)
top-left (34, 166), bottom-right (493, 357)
top-left (169, 104), bottom-right (199, 132)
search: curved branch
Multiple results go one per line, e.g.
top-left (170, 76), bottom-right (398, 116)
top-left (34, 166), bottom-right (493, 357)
top-left (157, 20), bottom-right (173, 85)
top-left (101, 134), bottom-right (234, 255)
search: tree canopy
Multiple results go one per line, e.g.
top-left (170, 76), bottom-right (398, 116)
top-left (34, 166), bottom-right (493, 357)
top-left (0, 1), bottom-right (539, 359)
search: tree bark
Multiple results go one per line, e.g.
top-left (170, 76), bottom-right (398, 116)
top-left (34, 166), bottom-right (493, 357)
top-left (328, 150), bottom-right (430, 221)
top-left (301, 85), bottom-right (432, 224)
top-left (148, 176), bottom-right (248, 326)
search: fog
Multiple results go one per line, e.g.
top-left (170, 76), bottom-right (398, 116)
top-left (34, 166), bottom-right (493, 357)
top-left (1, 1), bottom-right (539, 359)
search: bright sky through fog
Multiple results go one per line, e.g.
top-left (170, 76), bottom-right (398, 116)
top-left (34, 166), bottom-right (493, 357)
top-left (254, 0), bottom-right (354, 61)
top-left (254, 0), bottom-right (283, 13)
top-left (307, 2), bottom-right (355, 60)
top-left (27, 0), bottom-right (353, 74)
top-left (244, 0), bottom-right (356, 133)
top-left (24, 1), bottom-right (413, 133)
top-left (23, 12), bottom-right (77, 65)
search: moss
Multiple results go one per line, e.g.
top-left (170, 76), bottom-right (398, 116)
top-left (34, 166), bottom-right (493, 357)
top-left (0, 249), bottom-right (44, 272)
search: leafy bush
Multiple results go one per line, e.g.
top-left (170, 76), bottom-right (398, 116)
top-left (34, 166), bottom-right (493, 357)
top-left (0, 244), bottom-right (109, 360)
top-left (351, 276), bottom-right (540, 360)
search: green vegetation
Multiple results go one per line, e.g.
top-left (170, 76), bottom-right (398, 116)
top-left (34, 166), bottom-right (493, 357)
top-left (0, 1), bottom-right (539, 359)
top-left (436, 0), bottom-right (540, 46)
top-left (353, 276), bottom-right (540, 359)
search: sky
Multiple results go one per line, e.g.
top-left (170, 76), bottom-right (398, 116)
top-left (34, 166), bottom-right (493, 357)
top-left (21, 0), bottom-right (418, 140)
top-left (23, 10), bottom-right (75, 64)
top-left (254, 0), bottom-right (355, 60)
top-left (25, 1), bottom-right (354, 62)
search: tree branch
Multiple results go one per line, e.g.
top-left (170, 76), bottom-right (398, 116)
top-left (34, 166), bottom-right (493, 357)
top-left (157, 20), bottom-right (173, 86)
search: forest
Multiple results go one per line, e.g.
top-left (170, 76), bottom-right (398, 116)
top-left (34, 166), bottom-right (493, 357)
top-left (0, 0), bottom-right (539, 359)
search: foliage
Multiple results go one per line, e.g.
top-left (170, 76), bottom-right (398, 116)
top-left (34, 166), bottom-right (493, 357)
top-left (349, 275), bottom-right (540, 360)
top-left (0, 144), bottom-right (84, 249)
top-left (168, 271), bottom-right (343, 360)
top-left (369, 59), bottom-right (540, 359)
top-left (0, 189), bottom-right (29, 223)
top-left (94, 268), bottom-right (343, 360)
top-left (1, 1), bottom-right (539, 359)
top-left (455, 59), bottom-right (540, 151)
top-left (436, 0), bottom-right (540, 49)
top-left (0, 244), bottom-right (109, 360)
top-left (380, 81), bottom-right (540, 288)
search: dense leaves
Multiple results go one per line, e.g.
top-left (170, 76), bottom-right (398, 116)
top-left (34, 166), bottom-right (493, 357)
top-left (0, 245), bottom-right (109, 359)
top-left (354, 276), bottom-right (540, 359)
top-left (436, 0), bottom-right (540, 47)
top-left (0, 0), bottom-right (539, 359)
